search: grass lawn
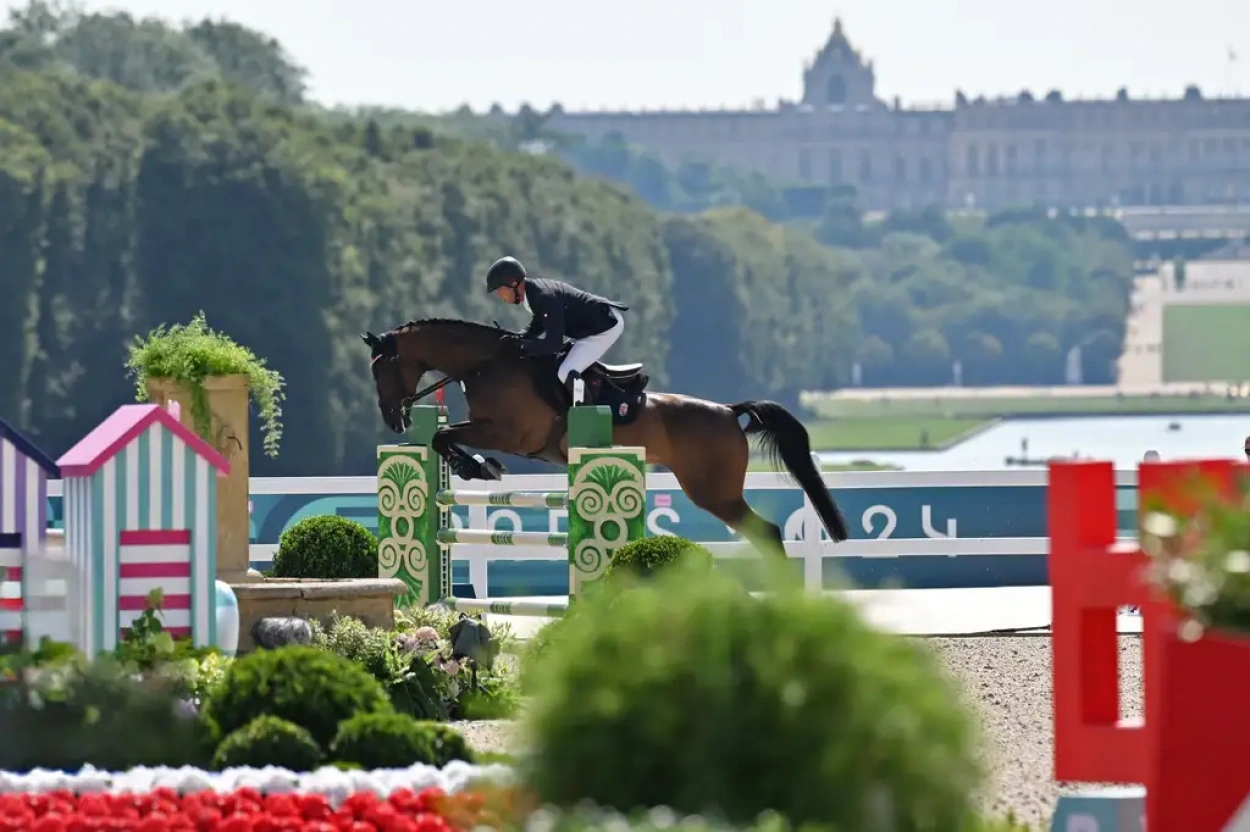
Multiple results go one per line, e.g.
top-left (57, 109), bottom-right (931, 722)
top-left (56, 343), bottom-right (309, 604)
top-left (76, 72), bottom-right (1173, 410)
top-left (1163, 304), bottom-right (1250, 383)
top-left (804, 417), bottom-right (989, 450)
top-left (804, 391), bottom-right (1250, 420)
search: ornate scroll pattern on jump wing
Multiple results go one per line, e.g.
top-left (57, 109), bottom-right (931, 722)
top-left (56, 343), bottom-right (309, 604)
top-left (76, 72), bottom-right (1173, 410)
top-left (376, 451), bottom-right (430, 597)
top-left (569, 454), bottom-right (646, 584)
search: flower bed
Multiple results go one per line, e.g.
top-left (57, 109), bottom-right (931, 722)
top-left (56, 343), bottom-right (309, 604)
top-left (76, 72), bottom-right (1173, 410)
top-left (0, 764), bottom-right (516, 831)
top-left (0, 762), bottom-right (512, 797)
top-left (0, 786), bottom-right (458, 831)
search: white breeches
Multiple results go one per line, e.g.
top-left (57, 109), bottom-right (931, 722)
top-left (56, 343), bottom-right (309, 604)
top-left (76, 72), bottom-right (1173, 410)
top-left (557, 309), bottom-right (624, 383)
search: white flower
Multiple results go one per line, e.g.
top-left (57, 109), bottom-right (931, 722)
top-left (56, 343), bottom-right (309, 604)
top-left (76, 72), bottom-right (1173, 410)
top-left (1166, 559), bottom-right (1196, 585)
top-left (1226, 550), bottom-right (1250, 574)
top-left (1182, 579), bottom-right (1219, 608)
top-left (1179, 618), bottom-right (1205, 642)
top-left (0, 763), bottom-right (514, 796)
top-left (1143, 512), bottom-right (1179, 539)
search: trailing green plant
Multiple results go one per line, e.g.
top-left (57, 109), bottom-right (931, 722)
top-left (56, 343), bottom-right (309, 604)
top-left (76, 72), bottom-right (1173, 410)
top-left (329, 712), bottom-right (473, 769)
top-left (271, 515), bottom-right (377, 579)
top-left (201, 645), bottom-right (392, 747)
top-left (125, 311), bottom-right (285, 457)
top-left (211, 715), bottom-right (323, 771)
top-left (524, 558), bottom-right (983, 829)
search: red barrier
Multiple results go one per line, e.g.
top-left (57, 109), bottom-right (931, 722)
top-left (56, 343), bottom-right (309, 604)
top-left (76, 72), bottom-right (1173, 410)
top-left (1049, 458), bottom-right (1250, 831)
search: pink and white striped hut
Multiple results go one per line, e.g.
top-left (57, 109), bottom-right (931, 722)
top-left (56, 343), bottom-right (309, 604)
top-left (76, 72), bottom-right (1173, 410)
top-left (57, 404), bottom-right (229, 655)
top-left (0, 418), bottom-right (60, 643)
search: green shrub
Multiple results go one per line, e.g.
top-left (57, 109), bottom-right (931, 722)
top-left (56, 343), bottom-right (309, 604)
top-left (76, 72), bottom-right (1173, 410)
top-left (523, 561), bottom-right (982, 829)
top-left (603, 536), bottom-right (714, 581)
top-left (202, 646), bottom-right (391, 747)
top-left (0, 656), bottom-right (213, 772)
top-left (311, 614), bottom-right (452, 720)
top-left (330, 712), bottom-right (474, 769)
top-left (211, 715), bottom-right (322, 771)
top-left (271, 515), bottom-right (377, 579)
top-left (311, 614), bottom-right (392, 679)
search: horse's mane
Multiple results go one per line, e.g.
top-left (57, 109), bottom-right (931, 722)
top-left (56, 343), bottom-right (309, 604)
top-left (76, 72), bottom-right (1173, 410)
top-left (393, 317), bottom-right (505, 337)
top-left (389, 317), bottom-right (523, 361)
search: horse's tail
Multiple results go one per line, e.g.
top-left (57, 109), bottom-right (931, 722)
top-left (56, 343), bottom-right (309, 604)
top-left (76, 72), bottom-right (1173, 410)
top-left (731, 400), bottom-right (850, 543)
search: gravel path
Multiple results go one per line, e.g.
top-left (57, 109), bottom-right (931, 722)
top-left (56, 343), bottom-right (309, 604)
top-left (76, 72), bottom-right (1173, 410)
top-left (454, 635), bottom-right (1143, 829)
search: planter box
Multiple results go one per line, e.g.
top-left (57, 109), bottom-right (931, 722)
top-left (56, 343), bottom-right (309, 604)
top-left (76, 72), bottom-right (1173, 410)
top-left (1150, 623), bottom-right (1250, 831)
top-left (146, 375), bottom-right (253, 583)
top-left (230, 578), bottom-right (409, 652)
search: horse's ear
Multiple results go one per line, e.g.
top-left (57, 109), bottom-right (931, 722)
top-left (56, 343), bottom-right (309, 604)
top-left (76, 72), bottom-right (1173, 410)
top-left (360, 331), bottom-right (380, 347)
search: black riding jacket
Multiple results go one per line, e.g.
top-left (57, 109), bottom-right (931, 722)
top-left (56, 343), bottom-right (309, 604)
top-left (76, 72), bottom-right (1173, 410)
top-left (518, 278), bottom-right (628, 356)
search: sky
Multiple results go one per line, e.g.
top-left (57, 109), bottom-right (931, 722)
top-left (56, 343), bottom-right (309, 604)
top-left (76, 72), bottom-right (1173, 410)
top-left (3, 0), bottom-right (1249, 114)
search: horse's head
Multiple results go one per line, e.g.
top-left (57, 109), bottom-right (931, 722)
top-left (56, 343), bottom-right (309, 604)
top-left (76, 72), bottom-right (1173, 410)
top-left (361, 330), bottom-right (427, 434)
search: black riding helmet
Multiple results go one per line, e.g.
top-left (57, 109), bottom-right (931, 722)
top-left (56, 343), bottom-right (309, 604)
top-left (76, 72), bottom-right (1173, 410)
top-left (485, 256), bottom-right (526, 293)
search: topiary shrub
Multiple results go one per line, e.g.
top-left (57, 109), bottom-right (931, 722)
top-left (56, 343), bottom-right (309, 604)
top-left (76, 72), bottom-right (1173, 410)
top-left (271, 515), bottom-right (377, 579)
top-left (603, 536), bottom-right (714, 582)
top-left (211, 715), bottom-right (322, 771)
top-left (329, 712), bottom-right (474, 769)
top-left (523, 561), bottom-right (982, 829)
top-left (202, 645), bottom-right (392, 748)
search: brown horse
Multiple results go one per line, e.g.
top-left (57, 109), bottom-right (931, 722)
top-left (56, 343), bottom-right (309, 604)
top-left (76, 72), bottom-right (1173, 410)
top-left (362, 319), bottom-right (849, 554)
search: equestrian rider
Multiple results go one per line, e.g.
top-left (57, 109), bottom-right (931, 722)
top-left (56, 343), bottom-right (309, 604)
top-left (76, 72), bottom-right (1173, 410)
top-left (485, 256), bottom-right (629, 404)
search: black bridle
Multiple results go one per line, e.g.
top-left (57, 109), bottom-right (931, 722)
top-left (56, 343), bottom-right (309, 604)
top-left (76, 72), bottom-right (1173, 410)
top-left (372, 354), bottom-right (455, 422)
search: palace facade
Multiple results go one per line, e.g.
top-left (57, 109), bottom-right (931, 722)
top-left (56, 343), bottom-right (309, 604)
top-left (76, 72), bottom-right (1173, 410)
top-left (545, 21), bottom-right (1250, 211)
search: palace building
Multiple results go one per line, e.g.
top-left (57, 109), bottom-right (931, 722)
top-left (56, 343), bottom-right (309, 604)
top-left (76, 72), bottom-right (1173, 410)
top-left (545, 20), bottom-right (1250, 211)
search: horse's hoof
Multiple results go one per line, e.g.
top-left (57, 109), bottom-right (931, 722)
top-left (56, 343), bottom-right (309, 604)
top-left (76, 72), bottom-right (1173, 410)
top-left (471, 453), bottom-right (505, 481)
top-left (484, 456), bottom-right (507, 474)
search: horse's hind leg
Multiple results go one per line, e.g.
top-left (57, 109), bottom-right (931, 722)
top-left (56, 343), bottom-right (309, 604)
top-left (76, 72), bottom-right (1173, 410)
top-left (666, 433), bottom-right (787, 558)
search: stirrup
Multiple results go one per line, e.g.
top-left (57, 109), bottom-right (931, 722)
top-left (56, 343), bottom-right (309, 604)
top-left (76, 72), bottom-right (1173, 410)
top-left (567, 374), bottom-right (591, 407)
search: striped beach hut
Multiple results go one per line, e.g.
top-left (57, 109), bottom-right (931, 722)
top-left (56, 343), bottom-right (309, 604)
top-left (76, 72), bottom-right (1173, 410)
top-left (0, 419), bottom-right (59, 642)
top-left (58, 404), bottom-right (229, 655)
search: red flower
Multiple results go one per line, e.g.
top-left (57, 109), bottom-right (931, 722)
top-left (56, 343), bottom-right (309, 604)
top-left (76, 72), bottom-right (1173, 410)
top-left (296, 793), bottom-right (332, 821)
top-left (217, 814), bottom-right (256, 832)
top-left (31, 813), bottom-right (69, 832)
top-left (0, 786), bottom-right (478, 832)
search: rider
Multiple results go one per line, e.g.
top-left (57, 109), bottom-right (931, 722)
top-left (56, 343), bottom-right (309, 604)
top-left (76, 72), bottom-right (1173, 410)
top-left (485, 256), bottom-right (629, 404)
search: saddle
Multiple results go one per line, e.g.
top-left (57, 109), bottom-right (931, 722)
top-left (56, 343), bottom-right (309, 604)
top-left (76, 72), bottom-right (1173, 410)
top-left (534, 345), bottom-right (650, 426)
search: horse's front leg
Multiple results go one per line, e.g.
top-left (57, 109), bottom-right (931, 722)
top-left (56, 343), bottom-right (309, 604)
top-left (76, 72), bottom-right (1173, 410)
top-left (430, 419), bottom-right (510, 481)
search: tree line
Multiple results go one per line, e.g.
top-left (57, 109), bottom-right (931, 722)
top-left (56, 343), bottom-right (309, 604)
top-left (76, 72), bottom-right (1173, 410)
top-left (0, 3), bottom-right (1134, 476)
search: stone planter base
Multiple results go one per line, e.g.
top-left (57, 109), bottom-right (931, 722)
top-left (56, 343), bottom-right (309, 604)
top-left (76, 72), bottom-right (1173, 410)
top-left (229, 578), bottom-right (409, 652)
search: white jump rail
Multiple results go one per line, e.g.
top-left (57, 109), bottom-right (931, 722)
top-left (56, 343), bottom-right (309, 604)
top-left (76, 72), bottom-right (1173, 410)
top-left (42, 466), bottom-right (1143, 585)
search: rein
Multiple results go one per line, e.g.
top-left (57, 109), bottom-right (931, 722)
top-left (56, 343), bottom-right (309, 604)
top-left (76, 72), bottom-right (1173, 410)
top-left (405, 374), bottom-right (455, 409)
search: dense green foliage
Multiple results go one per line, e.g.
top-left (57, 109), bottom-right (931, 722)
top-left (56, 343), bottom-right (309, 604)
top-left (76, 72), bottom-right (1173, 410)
top-left (0, 653), bottom-right (213, 772)
top-left (0, 2), bottom-right (1135, 475)
top-left (272, 515), bottom-right (378, 579)
top-left (202, 646), bottom-right (393, 747)
top-left (604, 535), bottom-right (714, 581)
top-left (211, 715), bottom-right (323, 771)
top-left (523, 562), bottom-right (982, 829)
top-left (329, 712), bottom-right (474, 769)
